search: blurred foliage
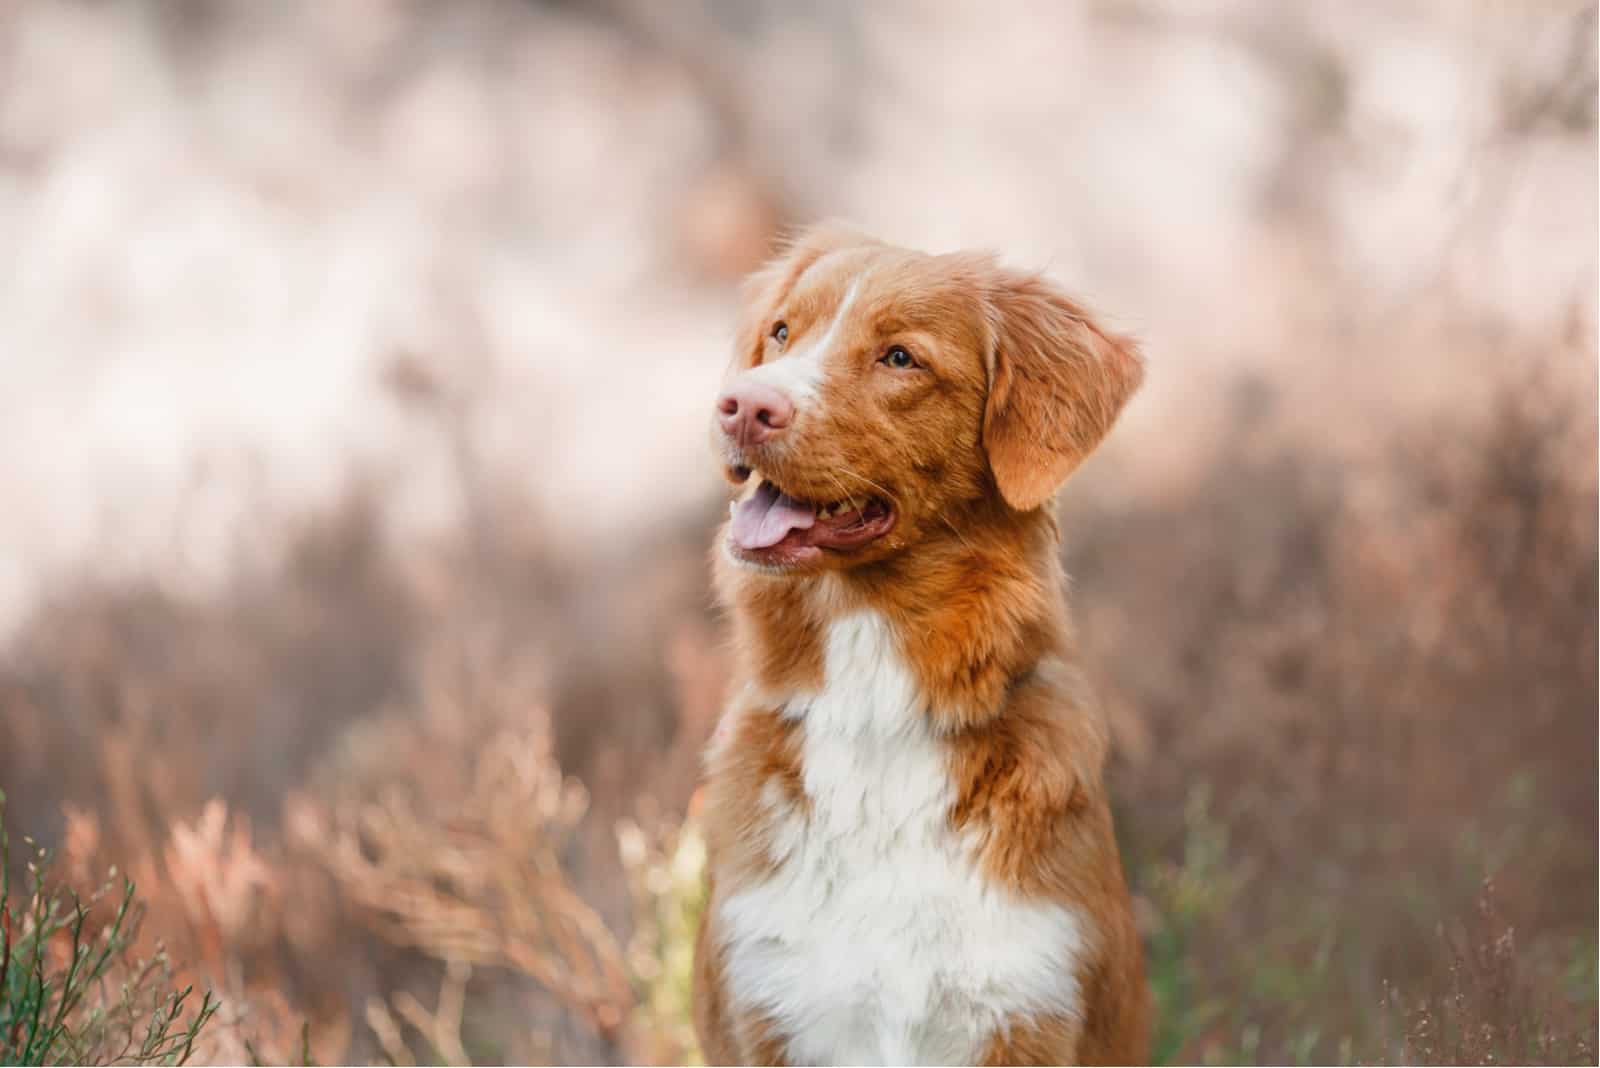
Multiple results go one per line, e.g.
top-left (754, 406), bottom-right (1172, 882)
top-left (618, 810), bottom-right (708, 1067)
top-left (0, 0), bottom-right (1594, 1064)
top-left (1088, 370), bottom-right (1598, 1065)
top-left (1, 362), bottom-right (1589, 1065)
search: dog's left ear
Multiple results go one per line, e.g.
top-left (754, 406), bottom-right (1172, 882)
top-left (982, 270), bottom-right (1144, 511)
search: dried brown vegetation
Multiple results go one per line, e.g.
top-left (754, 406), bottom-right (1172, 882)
top-left (1069, 357), bottom-right (1598, 1063)
top-left (2, 355), bottom-right (1592, 1064)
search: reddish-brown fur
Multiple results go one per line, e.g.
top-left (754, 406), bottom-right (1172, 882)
top-left (697, 225), bottom-right (1150, 1065)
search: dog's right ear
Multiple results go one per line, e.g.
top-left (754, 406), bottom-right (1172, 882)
top-left (981, 270), bottom-right (1144, 511)
top-left (732, 222), bottom-right (878, 369)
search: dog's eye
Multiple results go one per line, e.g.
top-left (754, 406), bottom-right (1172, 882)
top-left (771, 321), bottom-right (788, 345)
top-left (881, 346), bottom-right (917, 370)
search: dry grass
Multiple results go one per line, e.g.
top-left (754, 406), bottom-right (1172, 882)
top-left (1072, 359), bottom-right (1597, 1064)
top-left (1382, 880), bottom-right (1594, 1066)
top-left (1, 357), bottom-right (1592, 1064)
top-left (0, 478), bottom-right (716, 1063)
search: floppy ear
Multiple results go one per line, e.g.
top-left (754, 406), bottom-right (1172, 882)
top-left (982, 270), bottom-right (1144, 511)
top-left (732, 221), bottom-right (878, 369)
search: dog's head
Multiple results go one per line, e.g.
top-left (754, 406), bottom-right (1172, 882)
top-left (715, 224), bottom-right (1143, 573)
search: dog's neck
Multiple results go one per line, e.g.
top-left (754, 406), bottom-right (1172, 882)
top-left (725, 500), bottom-right (1071, 732)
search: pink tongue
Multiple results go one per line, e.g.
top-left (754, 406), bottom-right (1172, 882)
top-left (731, 481), bottom-right (815, 550)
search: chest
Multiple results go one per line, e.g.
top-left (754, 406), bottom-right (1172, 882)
top-left (713, 614), bottom-right (1084, 1065)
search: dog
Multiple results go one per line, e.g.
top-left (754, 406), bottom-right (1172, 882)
top-left (692, 224), bottom-right (1149, 1066)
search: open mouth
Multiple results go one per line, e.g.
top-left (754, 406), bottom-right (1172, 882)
top-left (726, 472), bottom-right (895, 567)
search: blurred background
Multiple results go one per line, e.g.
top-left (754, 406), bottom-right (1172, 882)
top-left (0, 0), bottom-right (1595, 1064)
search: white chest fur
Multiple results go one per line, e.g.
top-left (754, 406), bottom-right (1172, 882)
top-left (716, 612), bottom-right (1085, 1066)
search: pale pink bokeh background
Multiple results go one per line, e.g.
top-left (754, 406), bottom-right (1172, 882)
top-left (0, 0), bottom-right (1592, 631)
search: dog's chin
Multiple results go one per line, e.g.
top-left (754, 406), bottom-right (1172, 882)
top-left (723, 534), bottom-right (826, 573)
top-left (723, 469), bottom-right (896, 574)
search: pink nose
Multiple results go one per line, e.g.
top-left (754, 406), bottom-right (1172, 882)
top-left (717, 381), bottom-right (795, 447)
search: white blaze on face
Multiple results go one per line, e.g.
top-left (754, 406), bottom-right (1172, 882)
top-left (739, 271), bottom-right (869, 405)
